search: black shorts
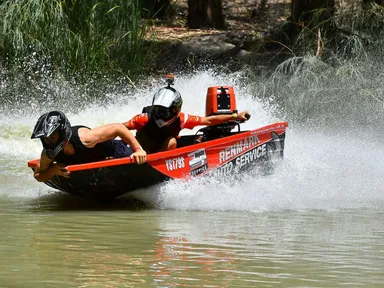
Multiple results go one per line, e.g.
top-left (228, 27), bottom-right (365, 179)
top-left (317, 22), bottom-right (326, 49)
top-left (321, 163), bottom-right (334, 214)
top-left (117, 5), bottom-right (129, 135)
top-left (112, 140), bottom-right (134, 158)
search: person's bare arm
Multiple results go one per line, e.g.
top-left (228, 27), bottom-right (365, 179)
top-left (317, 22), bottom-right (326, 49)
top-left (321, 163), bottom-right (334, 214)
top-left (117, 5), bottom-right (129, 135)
top-left (33, 151), bottom-right (70, 182)
top-left (79, 124), bottom-right (147, 164)
top-left (200, 111), bottom-right (250, 126)
top-left (79, 124), bottom-right (141, 150)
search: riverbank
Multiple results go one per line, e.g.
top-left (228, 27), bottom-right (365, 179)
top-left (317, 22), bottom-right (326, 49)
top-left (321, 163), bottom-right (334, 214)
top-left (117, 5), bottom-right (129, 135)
top-left (144, 0), bottom-right (291, 73)
top-left (143, 0), bottom-right (372, 75)
top-left (0, 0), bottom-right (380, 86)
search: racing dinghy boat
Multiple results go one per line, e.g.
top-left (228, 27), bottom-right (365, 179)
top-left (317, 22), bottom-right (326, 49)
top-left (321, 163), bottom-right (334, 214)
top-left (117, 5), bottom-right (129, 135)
top-left (28, 86), bottom-right (288, 201)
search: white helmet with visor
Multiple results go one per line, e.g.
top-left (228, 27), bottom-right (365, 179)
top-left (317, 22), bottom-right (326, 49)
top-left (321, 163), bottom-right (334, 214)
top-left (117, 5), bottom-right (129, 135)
top-left (152, 86), bottom-right (183, 128)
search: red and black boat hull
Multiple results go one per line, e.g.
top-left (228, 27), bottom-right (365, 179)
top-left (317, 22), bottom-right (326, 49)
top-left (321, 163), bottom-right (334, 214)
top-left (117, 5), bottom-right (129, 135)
top-left (28, 122), bottom-right (288, 201)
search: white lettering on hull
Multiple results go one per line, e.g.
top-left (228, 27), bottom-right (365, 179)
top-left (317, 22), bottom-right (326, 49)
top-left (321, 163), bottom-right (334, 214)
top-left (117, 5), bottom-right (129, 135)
top-left (235, 143), bottom-right (266, 168)
top-left (165, 157), bottom-right (185, 171)
top-left (215, 143), bottom-right (267, 176)
top-left (219, 135), bottom-right (260, 164)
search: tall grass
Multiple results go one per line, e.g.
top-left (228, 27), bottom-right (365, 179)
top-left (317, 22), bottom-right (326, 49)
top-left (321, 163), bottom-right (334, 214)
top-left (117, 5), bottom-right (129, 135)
top-left (246, 2), bottom-right (384, 130)
top-left (247, 51), bottom-right (384, 132)
top-left (0, 0), bottom-right (151, 81)
top-left (283, 2), bottom-right (384, 60)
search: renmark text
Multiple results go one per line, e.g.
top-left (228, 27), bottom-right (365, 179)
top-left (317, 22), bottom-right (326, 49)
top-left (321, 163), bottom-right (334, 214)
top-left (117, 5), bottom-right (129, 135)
top-left (219, 135), bottom-right (260, 164)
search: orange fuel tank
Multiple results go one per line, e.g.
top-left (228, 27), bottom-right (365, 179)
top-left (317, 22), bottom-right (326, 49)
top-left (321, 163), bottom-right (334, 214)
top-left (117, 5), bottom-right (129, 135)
top-left (205, 86), bottom-right (237, 116)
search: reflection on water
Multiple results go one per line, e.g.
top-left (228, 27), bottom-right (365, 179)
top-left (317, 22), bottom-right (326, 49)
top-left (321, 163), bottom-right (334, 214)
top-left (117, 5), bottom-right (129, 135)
top-left (1, 196), bottom-right (384, 288)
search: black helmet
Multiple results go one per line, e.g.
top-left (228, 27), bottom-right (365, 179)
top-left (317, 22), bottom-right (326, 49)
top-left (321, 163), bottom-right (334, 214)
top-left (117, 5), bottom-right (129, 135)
top-left (152, 86), bottom-right (183, 128)
top-left (31, 111), bottom-right (72, 159)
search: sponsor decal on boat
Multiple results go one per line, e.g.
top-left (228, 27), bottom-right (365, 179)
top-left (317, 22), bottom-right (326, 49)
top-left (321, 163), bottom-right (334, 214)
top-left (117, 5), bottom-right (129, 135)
top-left (165, 157), bottom-right (185, 171)
top-left (214, 143), bottom-right (267, 176)
top-left (219, 135), bottom-right (260, 164)
top-left (188, 148), bottom-right (208, 176)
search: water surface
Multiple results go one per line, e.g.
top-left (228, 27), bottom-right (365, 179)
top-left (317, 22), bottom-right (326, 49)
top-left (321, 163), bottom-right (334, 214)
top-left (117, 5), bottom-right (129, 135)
top-left (1, 71), bottom-right (384, 287)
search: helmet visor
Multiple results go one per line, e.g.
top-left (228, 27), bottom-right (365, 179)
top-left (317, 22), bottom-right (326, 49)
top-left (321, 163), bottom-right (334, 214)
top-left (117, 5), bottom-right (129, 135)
top-left (153, 105), bottom-right (172, 120)
top-left (41, 129), bottom-right (70, 159)
top-left (153, 105), bottom-right (180, 128)
top-left (45, 144), bottom-right (65, 159)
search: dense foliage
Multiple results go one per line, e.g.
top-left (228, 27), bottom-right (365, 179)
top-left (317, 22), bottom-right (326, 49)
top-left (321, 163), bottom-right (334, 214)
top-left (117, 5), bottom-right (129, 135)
top-left (0, 0), bottom-right (150, 81)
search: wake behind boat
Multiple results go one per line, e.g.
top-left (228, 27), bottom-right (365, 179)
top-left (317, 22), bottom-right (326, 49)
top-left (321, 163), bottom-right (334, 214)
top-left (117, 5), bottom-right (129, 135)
top-left (28, 86), bottom-right (288, 201)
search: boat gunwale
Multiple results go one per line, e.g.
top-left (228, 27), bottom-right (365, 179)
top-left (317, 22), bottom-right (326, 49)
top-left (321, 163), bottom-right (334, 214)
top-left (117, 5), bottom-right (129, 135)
top-left (27, 121), bottom-right (288, 172)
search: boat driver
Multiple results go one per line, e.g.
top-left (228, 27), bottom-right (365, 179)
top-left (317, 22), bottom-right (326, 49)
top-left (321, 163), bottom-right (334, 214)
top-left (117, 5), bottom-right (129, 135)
top-left (123, 78), bottom-right (251, 154)
top-left (31, 111), bottom-right (147, 182)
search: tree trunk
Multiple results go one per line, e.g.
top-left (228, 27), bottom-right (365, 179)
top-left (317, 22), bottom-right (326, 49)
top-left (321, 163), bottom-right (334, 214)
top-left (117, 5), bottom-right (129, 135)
top-left (291, 0), bottom-right (335, 34)
top-left (292, 0), bottom-right (335, 24)
top-left (187, 0), bottom-right (226, 29)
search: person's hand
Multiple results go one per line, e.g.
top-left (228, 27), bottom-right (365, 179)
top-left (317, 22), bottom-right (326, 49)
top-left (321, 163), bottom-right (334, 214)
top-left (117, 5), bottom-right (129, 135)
top-left (52, 163), bottom-right (71, 178)
top-left (238, 111), bottom-right (251, 121)
top-left (131, 149), bottom-right (147, 164)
